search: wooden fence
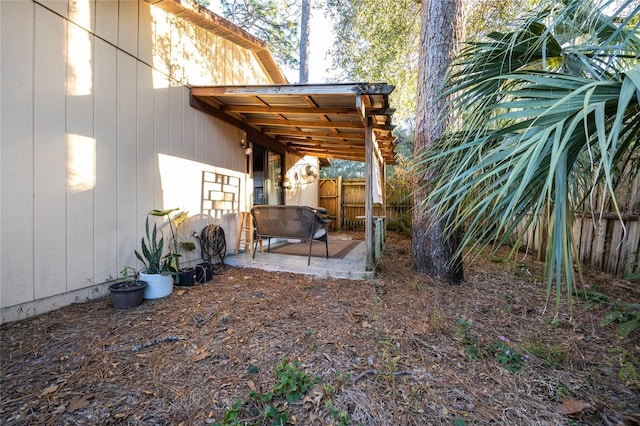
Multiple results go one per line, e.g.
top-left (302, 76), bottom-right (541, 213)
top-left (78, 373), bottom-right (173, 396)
top-left (318, 178), bottom-right (411, 232)
top-left (320, 171), bottom-right (639, 278)
top-left (516, 163), bottom-right (640, 278)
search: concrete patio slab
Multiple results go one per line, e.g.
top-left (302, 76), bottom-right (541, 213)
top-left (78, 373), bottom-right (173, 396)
top-left (224, 238), bottom-right (373, 280)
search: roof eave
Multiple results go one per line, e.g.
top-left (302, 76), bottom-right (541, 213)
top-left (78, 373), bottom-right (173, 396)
top-left (146, 0), bottom-right (287, 84)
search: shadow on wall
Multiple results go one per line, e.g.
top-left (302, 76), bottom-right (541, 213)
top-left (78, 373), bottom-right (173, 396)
top-left (158, 154), bottom-right (247, 257)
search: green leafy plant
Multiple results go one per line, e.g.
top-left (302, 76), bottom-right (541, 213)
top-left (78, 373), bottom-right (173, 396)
top-left (148, 208), bottom-right (189, 273)
top-left (214, 359), bottom-right (323, 425)
top-left (116, 266), bottom-right (143, 289)
top-left (134, 215), bottom-right (168, 274)
top-left (273, 359), bottom-right (317, 403)
top-left (600, 302), bottom-right (640, 338)
top-left (325, 400), bottom-right (350, 426)
top-left (574, 285), bottom-right (610, 308)
top-left (416, 0), bottom-right (640, 313)
top-left (216, 398), bottom-right (244, 426)
top-left (488, 336), bottom-right (528, 373)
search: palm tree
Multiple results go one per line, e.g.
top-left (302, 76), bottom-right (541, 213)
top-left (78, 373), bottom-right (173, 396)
top-left (416, 0), bottom-right (640, 310)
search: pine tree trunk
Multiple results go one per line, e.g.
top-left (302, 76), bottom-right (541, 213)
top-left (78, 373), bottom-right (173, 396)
top-left (412, 0), bottom-right (465, 283)
top-left (299, 0), bottom-right (311, 83)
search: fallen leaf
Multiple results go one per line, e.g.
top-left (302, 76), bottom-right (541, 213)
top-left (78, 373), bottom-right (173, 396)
top-left (555, 398), bottom-right (590, 415)
top-left (247, 380), bottom-right (257, 391)
top-left (42, 385), bottom-right (59, 395)
top-left (176, 289), bottom-right (187, 296)
top-left (191, 349), bottom-right (209, 362)
top-left (67, 393), bottom-right (95, 413)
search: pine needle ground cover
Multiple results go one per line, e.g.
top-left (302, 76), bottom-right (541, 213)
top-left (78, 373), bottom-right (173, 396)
top-left (1, 232), bottom-right (638, 425)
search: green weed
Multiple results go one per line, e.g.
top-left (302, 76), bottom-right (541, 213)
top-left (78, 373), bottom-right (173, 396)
top-left (325, 401), bottom-right (350, 426)
top-left (456, 318), bottom-right (480, 361)
top-left (609, 348), bottom-right (640, 387)
top-left (601, 302), bottom-right (640, 338)
top-left (488, 336), bottom-right (528, 373)
top-left (525, 341), bottom-right (568, 368)
top-left (273, 359), bottom-right (318, 403)
top-left (213, 359), bottom-right (320, 425)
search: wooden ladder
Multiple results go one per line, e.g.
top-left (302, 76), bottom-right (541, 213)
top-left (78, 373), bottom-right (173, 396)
top-left (235, 211), bottom-right (262, 256)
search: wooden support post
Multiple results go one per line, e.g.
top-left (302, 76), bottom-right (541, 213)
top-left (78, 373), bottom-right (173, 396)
top-left (337, 175), bottom-right (343, 230)
top-left (365, 116), bottom-right (374, 270)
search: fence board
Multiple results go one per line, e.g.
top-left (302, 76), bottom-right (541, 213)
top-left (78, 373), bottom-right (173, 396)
top-left (327, 169), bottom-right (639, 277)
top-left (318, 178), bottom-right (340, 230)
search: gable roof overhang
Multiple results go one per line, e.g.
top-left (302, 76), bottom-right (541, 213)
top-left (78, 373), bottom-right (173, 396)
top-left (146, 0), bottom-right (287, 84)
top-left (189, 83), bottom-right (397, 165)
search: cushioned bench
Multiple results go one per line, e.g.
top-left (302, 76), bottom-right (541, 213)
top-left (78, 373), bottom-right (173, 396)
top-left (251, 205), bottom-right (331, 265)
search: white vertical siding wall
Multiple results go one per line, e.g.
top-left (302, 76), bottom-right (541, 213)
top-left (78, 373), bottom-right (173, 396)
top-left (1, 1), bottom-right (36, 309)
top-left (0, 0), bottom-right (276, 323)
top-left (284, 155), bottom-right (320, 207)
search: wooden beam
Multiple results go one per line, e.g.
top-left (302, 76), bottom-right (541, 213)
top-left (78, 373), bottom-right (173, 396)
top-left (189, 95), bottom-right (287, 155)
top-left (265, 129), bottom-right (364, 142)
top-left (247, 118), bottom-right (393, 131)
top-left (307, 152), bottom-right (365, 162)
top-left (222, 105), bottom-right (357, 115)
top-left (246, 118), bottom-right (364, 129)
top-left (365, 116), bottom-right (374, 271)
top-left (190, 82), bottom-right (394, 97)
top-left (286, 140), bottom-right (366, 148)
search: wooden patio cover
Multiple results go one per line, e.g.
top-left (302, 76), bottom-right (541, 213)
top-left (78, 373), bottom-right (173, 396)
top-left (190, 83), bottom-right (397, 270)
top-left (189, 83), bottom-right (397, 165)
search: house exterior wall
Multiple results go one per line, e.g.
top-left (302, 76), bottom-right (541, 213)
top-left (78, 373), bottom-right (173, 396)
top-left (0, 0), bottom-right (278, 323)
top-left (284, 155), bottom-right (320, 208)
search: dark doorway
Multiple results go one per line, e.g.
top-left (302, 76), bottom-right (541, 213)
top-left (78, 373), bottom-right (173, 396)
top-left (252, 144), bottom-right (283, 205)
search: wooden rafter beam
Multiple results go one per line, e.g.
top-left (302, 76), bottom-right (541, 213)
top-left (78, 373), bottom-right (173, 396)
top-left (222, 105), bottom-right (357, 114)
top-left (247, 118), bottom-right (364, 129)
top-left (190, 83), bottom-right (395, 97)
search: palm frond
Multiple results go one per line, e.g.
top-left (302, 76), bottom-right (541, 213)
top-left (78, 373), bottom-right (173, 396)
top-left (416, 0), bottom-right (640, 311)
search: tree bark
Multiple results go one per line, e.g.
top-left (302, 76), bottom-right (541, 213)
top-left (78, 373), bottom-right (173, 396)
top-left (299, 0), bottom-right (311, 83)
top-left (412, 0), bottom-right (465, 283)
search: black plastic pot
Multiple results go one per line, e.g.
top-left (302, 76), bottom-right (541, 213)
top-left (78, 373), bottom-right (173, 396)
top-left (175, 267), bottom-right (196, 287)
top-left (109, 281), bottom-right (147, 309)
top-left (195, 262), bottom-right (213, 283)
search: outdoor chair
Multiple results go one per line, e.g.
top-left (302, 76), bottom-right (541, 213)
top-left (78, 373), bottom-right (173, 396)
top-left (251, 205), bottom-right (331, 265)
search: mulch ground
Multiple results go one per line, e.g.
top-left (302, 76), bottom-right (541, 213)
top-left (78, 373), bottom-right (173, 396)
top-left (1, 232), bottom-right (639, 425)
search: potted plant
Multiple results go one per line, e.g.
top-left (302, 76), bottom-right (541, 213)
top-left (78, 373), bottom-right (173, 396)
top-left (135, 214), bottom-right (174, 299)
top-left (108, 266), bottom-right (148, 309)
top-left (149, 208), bottom-right (197, 286)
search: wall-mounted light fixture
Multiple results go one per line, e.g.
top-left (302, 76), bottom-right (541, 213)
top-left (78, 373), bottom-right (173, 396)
top-left (240, 135), bottom-right (252, 155)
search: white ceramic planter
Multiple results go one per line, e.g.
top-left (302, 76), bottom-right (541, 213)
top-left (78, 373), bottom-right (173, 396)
top-left (140, 272), bottom-right (173, 299)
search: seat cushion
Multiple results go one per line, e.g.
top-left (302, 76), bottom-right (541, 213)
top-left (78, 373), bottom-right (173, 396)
top-left (313, 228), bottom-right (326, 239)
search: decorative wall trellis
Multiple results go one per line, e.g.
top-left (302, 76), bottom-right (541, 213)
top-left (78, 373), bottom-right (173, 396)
top-left (201, 171), bottom-right (241, 219)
